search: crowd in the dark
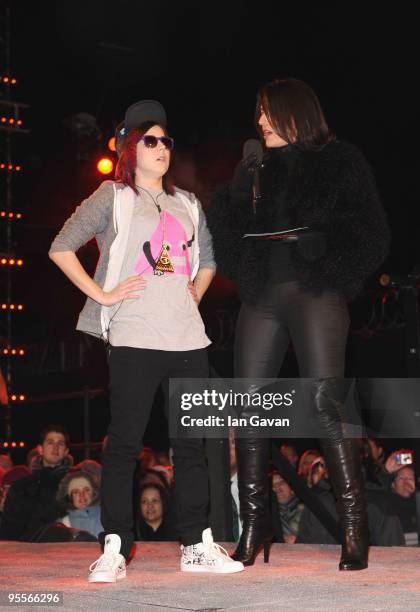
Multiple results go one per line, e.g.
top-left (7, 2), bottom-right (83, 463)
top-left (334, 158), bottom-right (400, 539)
top-left (0, 425), bottom-right (417, 547)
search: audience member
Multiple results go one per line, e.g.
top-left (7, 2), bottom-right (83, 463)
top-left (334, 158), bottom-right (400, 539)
top-left (271, 471), bottom-right (304, 544)
top-left (135, 484), bottom-right (176, 541)
top-left (57, 470), bottom-right (102, 539)
top-left (26, 448), bottom-right (41, 471)
top-left (297, 449), bottom-right (321, 486)
top-left (388, 466), bottom-right (417, 545)
top-left (0, 425), bottom-right (75, 542)
top-left (279, 444), bottom-right (298, 468)
top-left (0, 466), bottom-right (31, 521)
top-left (0, 454), bottom-right (13, 471)
top-left (139, 447), bottom-right (157, 473)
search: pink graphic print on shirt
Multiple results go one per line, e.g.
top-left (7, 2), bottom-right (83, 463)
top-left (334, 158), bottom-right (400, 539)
top-left (135, 210), bottom-right (191, 276)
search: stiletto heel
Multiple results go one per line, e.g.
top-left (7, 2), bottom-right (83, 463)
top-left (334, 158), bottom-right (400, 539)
top-left (315, 378), bottom-right (369, 571)
top-left (231, 438), bottom-right (274, 566)
top-left (263, 540), bottom-right (270, 563)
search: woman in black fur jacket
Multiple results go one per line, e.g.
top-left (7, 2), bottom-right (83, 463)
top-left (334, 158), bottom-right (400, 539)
top-left (207, 78), bottom-right (389, 571)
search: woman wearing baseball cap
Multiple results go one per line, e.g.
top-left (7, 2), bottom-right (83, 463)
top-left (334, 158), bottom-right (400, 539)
top-left (49, 100), bottom-right (244, 581)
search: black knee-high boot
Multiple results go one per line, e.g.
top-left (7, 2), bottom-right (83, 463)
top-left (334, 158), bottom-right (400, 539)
top-left (231, 437), bottom-right (274, 565)
top-left (314, 378), bottom-right (369, 571)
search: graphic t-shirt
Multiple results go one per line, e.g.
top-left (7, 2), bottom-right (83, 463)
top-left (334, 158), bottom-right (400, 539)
top-left (108, 187), bottom-right (210, 351)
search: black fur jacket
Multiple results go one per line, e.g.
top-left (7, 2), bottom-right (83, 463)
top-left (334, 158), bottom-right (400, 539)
top-left (207, 140), bottom-right (390, 302)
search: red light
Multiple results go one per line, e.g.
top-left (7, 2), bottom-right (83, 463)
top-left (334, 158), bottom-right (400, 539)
top-left (3, 77), bottom-right (9, 83)
top-left (11, 442), bottom-right (16, 448)
top-left (17, 120), bottom-right (22, 126)
top-left (9, 213), bottom-right (13, 218)
top-left (108, 137), bottom-right (116, 152)
top-left (97, 158), bottom-right (114, 175)
top-left (1, 117), bottom-right (6, 123)
top-left (16, 166), bottom-right (21, 171)
top-left (9, 118), bottom-right (14, 124)
top-left (19, 442), bottom-right (25, 448)
top-left (19, 350), bottom-right (25, 355)
top-left (16, 214), bottom-right (22, 219)
top-left (3, 442), bottom-right (8, 448)
top-left (12, 79), bottom-right (17, 85)
top-left (1, 212), bottom-right (5, 217)
top-left (19, 395), bottom-right (25, 401)
top-left (3, 349), bottom-right (8, 355)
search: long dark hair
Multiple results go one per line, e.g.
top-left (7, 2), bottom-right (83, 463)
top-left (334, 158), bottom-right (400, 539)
top-left (115, 121), bottom-right (174, 195)
top-left (256, 78), bottom-right (335, 150)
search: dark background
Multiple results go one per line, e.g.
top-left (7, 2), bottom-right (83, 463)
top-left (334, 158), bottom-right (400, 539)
top-left (0, 1), bottom-right (419, 460)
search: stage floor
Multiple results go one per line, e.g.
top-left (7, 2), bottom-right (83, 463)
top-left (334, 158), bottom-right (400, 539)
top-left (0, 541), bottom-right (419, 611)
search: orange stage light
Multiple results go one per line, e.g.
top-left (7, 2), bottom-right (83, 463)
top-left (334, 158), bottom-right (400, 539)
top-left (97, 157), bottom-right (114, 175)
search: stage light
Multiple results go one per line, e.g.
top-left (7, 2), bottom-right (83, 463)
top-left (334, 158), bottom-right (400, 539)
top-left (0, 116), bottom-right (23, 127)
top-left (2, 347), bottom-right (25, 356)
top-left (1, 75), bottom-right (17, 84)
top-left (0, 212), bottom-right (23, 219)
top-left (10, 394), bottom-right (25, 402)
top-left (0, 258), bottom-right (24, 266)
top-left (97, 157), bottom-right (114, 175)
top-left (0, 163), bottom-right (22, 172)
top-left (0, 303), bottom-right (24, 310)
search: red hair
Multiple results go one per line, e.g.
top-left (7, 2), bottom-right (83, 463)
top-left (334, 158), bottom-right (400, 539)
top-left (115, 122), bottom-right (174, 195)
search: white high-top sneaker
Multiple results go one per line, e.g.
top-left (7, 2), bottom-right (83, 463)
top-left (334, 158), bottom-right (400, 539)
top-left (88, 534), bottom-right (126, 583)
top-left (180, 528), bottom-right (244, 574)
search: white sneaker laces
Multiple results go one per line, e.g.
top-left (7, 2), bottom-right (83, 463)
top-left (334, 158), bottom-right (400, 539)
top-left (89, 552), bottom-right (118, 572)
top-left (207, 542), bottom-right (230, 560)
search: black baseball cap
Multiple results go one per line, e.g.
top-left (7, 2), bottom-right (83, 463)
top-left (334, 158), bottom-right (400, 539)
top-left (115, 100), bottom-right (167, 156)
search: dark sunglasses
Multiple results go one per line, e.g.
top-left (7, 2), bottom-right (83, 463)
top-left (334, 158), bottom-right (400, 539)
top-left (138, 135), bottom-right (174, 150)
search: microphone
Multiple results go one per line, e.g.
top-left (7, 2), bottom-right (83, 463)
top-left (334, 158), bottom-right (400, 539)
top-left (242, 139), bottom-right (263, 214)
top-left (242, 138), bottom-right (263, 164)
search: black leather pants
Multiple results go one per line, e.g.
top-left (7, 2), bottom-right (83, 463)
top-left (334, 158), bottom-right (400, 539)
top-left (233, 282), bottom-right (368, 568)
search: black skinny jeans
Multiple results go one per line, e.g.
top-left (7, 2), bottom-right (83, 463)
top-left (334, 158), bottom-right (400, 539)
top-left (234, 281), bottom-right (349, 379)
top-left (101, 346), bottom-right (210, 558)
